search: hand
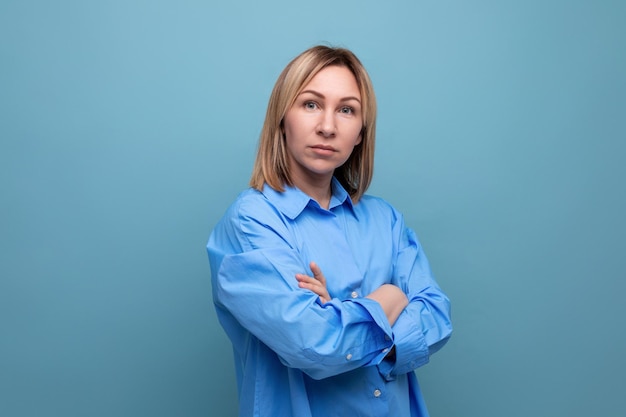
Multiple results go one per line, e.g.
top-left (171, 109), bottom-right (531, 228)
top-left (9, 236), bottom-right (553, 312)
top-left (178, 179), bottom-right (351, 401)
top-left (365, 284), bottom-right (408, 326)
top-left (296, 261), bottom-right (331, 304)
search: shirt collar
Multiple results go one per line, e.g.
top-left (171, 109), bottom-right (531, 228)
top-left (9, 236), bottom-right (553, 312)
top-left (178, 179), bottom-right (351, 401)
top-left (262, 177), bottom-right (356, 220)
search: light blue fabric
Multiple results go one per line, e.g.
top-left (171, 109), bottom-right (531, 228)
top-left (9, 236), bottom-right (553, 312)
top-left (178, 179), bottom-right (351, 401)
top-left (207, 178), bottom-right (452, 416)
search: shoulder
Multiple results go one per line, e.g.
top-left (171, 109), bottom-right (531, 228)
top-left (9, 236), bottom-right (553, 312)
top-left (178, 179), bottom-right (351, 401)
top-left (354, 194), bottom-right (403, 223)
top-left (357, 195), bottom-right (422, 250)
top-left (210, 187), bottom-right (302, 254)
top-left (220, 188), bottom-right (280, 224)
top-left (230, 188), bottom-right (268, 212)
top-left (216, 187), bottom-right (292, 236)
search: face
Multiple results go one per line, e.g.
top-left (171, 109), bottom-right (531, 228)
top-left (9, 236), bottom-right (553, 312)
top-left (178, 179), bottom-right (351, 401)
top-left (283, 65), bottom-right (363, 190)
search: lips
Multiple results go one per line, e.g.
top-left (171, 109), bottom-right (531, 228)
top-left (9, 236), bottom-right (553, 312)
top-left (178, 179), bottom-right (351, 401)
top-left (311, 144), bottom-right (336, 152)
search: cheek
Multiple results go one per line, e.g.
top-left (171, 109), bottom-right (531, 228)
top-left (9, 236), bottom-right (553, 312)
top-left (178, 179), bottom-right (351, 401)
top-left (282, 119), bottom-right (301, 155)
top-left (351, 124), bottom-right (363, 146)
top-left (283, 128), bottom-right (299, 151)
top-left (282, 113), bottom-right (302, 141)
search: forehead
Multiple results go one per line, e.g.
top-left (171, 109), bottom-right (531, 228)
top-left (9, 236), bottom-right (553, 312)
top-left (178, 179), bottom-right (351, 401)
top-left (300, 65), bottom-right (361, 98)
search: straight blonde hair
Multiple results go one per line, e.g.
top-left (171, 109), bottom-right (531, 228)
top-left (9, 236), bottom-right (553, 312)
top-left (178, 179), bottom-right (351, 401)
top-left (249, 45), bottom-right (377, 203)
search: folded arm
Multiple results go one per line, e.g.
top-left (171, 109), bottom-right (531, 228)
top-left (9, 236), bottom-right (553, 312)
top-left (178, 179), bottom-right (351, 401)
top-left (208, 199), bottom-right (395, 380)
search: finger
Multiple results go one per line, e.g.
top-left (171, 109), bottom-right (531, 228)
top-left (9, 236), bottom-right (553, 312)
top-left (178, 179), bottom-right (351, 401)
top-left (295, 274), bottom-right (318, 285)
top-left (297, 278), bottom-right (326, 297)
top-left (309, 261), bottom-right (326, 286)
top-left (298, 281), bottom-right (322, 293)
top-left (296, 274), bottom-right (324, 290)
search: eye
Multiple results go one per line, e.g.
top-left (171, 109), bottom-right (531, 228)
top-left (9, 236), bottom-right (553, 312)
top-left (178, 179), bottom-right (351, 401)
top-left (339, 106), bottom-right (355, 115)
top-left (304, 101), bottom-right (318, 110)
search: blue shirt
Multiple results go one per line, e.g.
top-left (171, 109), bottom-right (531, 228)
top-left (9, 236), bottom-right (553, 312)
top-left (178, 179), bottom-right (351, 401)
top-left (207, 178), bottom-right (452, 417)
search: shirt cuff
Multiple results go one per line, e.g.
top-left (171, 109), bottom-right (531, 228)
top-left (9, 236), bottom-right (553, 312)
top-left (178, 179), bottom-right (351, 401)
top-left (388, 309), bottom-right (430, 375)
top-left (347, 298), bottom-right (394, 366)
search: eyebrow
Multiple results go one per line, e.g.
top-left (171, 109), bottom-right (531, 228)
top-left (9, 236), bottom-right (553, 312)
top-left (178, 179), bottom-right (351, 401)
top-left (299, 89), bottom-right (361, 104)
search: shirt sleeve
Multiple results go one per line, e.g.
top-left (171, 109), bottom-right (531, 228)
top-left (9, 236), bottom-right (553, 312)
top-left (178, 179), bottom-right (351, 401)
top-left (378, 213), bottom-right (453, 379)
top-left (207, 195), bottom-right (394, 380)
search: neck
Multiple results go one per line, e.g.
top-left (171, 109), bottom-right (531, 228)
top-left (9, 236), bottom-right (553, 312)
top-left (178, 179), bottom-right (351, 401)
top-left (292, 174), bottom-right (333, 210)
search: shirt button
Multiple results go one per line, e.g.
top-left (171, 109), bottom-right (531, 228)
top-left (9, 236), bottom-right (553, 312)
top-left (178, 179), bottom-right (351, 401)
top-left (351, 291), bottom-right (358, 298)
top-left (382, 348), bottom-right (389, 353)
top-left (346, 353), bottom-right (352, 360)
top-left (373, 389), bottom-right (382, 398)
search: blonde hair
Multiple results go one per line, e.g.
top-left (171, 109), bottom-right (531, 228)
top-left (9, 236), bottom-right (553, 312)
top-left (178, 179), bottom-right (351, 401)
top-left (249, 45), bottom-right (377, 203)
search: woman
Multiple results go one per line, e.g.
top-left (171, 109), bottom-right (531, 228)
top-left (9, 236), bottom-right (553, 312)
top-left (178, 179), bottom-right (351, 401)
top-left (207, 45), bottom-right (452, 417)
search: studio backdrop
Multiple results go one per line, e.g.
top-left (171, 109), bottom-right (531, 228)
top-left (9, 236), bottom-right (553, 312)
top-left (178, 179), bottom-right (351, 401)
top-left (1, 1), bottom-right (625, 416)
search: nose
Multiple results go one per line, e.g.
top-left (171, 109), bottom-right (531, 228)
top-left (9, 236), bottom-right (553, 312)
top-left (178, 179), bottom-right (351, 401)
top-left (317, 109), bottom-right (336, 138)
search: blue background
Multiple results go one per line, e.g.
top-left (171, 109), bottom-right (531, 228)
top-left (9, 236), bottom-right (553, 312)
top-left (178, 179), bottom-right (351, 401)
top-left (1, 1), bottom-right (625, 416)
